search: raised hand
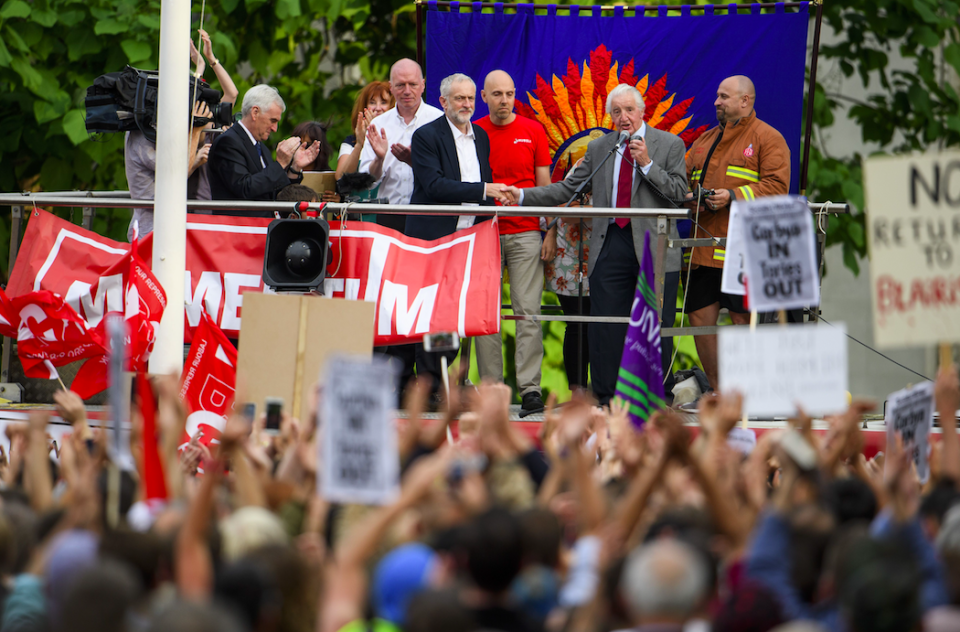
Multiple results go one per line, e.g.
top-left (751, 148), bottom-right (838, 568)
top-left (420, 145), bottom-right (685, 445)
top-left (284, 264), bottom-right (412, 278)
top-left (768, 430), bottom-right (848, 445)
top-left (390, 143), bottom-right (412, 165)
top-left (294, 139), bottom-right (321, 171)
top-left (628, 138), bottom-right (651, 167)
top-left (194, 144), bottom-right (211, 168)
top-left (366, 124), bottom-right (388, 160)
top-left (199, 28), bottom-right (215, 62)
top-left (935, 363), bottom-right (959, 424)
top-left (276, 136), bottom-right (302, 166)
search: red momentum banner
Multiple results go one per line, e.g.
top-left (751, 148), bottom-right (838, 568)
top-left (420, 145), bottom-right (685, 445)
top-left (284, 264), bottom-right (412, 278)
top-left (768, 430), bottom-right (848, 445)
top-left (7, 210), bottom-right (502, 346)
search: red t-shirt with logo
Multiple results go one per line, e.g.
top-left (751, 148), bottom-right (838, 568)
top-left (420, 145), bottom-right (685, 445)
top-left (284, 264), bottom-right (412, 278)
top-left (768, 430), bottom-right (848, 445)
top-left (476, 115), bottom-right (552, 234)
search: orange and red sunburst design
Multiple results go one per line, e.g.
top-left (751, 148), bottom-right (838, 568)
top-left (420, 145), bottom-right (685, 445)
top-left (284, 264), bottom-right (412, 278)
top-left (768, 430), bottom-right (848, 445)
top-left (514, 45), bottom-right (709, 181)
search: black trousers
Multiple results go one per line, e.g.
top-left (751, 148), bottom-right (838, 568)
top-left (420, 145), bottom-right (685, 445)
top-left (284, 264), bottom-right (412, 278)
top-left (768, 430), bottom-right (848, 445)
top-left (557, 294), bottom-right (591, 389)
top-left (588, 222), bottom-right (678, 406)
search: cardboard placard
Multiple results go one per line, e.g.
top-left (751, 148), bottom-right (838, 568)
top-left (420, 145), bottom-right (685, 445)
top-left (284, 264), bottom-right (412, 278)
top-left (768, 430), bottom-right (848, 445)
top-left (319, 355), bottom-right (400, 505)
top-left (721, 201), bottom-right (747, 296)
top-left (236, 293), bottom-right (375, 424)
top-left (884, 381), bottom-right (935, 484)
top-left (301, 171), bottom-right (337, 195)
top-left (863, 152), bottom-right (960, 348)
top-left (741, 195), bottom-right (819, 312)
top-left (719, 323), bottom-right (848, 417)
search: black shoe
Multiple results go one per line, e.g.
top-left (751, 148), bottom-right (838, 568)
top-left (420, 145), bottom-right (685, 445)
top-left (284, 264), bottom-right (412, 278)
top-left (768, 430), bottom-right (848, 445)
top-left (520, 392), bottom-right (545, 417)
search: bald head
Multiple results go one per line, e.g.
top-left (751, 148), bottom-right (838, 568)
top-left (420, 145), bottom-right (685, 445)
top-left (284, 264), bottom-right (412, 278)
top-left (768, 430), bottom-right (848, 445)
top-left (391, 58), bottom-right (423, 83)
top-left (620, 540), bottom-right (709, 624)
top-left (390, 59), bottom-right (426, 117)
top-left (715, 75), bottom-right (756, 126)
top-left (481, 69), bottom-right (517, 125)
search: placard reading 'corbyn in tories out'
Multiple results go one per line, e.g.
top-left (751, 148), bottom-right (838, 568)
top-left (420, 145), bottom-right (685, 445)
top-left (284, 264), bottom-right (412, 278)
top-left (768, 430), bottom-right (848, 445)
top-left (740, 195), bottom-right (820, 312)
top-left (863, 151), bottom-right (960, 348)
top-left (884, 381), bottom-right (935, 484)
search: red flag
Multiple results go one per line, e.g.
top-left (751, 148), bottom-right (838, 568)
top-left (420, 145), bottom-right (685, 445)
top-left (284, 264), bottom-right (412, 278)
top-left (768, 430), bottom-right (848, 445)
top-left (10, 291), bottom-right (106, 379)
top-left (68, 233), bottom-right (167, 398)
top-left (0, 288), bottom-right (17, 339)
top-left (137, 371), bottom-right (168, 500)
top-left (125, 233), bottom-right (167, 372)
top-left (71, 354), bottom-right (109, 400)
top-left (178, 311), bottom-right (238, 448)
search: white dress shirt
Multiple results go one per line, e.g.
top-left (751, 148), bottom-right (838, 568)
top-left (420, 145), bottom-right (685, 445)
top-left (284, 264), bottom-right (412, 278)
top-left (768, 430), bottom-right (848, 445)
top-left (359, 100), bottom-right (443, 205)
top-left (237, 120), bottom-right (266, 169)
top-left (447, 116), bottom-right (482, 230)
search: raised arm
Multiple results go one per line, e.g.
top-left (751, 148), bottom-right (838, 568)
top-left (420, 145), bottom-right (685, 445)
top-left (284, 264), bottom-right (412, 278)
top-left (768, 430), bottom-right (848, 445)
top-left (199, 29), bottom-right (239, 105)
top-left (935, 363), bottom-right (959, 483)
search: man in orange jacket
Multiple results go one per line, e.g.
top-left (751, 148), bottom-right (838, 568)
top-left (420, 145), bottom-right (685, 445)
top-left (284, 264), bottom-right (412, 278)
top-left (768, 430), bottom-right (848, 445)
top-left (684, 75), bottom-right (790, 390)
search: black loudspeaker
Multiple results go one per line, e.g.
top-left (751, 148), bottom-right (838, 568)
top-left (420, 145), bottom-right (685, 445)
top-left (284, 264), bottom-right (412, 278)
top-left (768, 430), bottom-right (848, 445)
top-left (262, 218), bottom-right (331, 293)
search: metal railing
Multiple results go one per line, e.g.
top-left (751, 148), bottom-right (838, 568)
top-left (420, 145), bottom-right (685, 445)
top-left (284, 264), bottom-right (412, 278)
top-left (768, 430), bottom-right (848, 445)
top-left (0, 192), bottom-right (851, 393)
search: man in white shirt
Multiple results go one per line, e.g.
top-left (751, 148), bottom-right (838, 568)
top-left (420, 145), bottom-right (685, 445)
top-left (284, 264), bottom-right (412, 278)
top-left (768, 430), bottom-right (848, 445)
top-left (360, 59), bottom-right (443, 232)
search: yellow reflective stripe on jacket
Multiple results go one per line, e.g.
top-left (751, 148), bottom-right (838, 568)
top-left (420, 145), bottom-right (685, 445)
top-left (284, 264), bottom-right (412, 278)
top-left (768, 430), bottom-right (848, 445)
top-left (691, 169), bottom-right (702, 181)
top-left (713, 249), bottom-right (726, 261)
top-left (738, 185), bottom-right (755, 201)
top-left (726, 166), bottom-right (760, 183)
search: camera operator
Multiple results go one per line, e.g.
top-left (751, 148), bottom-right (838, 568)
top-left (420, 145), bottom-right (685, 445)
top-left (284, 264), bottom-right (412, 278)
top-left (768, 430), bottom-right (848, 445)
top-left (123, 31), bottom-right (237, 241)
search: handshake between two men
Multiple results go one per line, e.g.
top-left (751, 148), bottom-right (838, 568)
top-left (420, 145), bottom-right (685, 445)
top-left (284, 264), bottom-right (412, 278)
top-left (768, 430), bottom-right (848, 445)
top-left (485, 183), bottom-right (523, 206)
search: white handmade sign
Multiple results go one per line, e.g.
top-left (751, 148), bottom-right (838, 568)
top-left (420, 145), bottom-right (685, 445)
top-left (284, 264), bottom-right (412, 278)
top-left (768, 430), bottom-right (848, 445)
top-left (721, 201), bottom-right (747, 296)
top-left (741, 196), bottom-right (820, 312)
top-left (726, 426), bottom-right (757, 455)
top-left (320, 355), bottom-right (399, 505)
top-left (863, 151), bottom-right (960, 348)
top-left (719, 323), bottom-right (848, 417)
top-left (884, 381), bottom-right (935, 484)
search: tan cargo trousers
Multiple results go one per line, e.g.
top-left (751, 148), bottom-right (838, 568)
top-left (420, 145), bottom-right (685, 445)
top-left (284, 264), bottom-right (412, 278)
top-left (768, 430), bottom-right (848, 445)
top-left (475, 231), bottom-right (544, 396)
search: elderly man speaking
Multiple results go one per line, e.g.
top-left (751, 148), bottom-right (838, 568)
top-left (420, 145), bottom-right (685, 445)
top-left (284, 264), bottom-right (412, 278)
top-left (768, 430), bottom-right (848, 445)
top-left (502, 84), bottom-right (687, 406)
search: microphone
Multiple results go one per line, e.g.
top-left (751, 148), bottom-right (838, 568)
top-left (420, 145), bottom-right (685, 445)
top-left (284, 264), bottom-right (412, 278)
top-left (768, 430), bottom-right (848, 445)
top-left (617, 130), bottom-right (630, 146)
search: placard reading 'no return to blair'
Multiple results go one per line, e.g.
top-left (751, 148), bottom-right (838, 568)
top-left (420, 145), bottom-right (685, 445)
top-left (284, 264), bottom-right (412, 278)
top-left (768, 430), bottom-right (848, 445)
top-left (864, 151), bottom-right (960, 348)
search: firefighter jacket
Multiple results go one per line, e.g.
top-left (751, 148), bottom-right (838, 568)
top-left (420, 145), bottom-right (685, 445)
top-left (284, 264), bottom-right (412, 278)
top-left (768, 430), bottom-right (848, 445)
top-left (685, 111), bottom-right (790, 268)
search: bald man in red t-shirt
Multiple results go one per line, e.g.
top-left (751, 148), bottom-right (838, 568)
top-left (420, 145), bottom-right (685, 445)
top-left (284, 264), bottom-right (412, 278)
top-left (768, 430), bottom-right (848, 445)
top-left (475, 70), bottom-right (555, 415)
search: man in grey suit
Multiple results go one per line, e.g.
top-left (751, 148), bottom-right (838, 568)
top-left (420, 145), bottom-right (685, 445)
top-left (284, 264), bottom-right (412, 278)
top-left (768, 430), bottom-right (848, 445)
top-left (503, 83), bottom-right (686, 405)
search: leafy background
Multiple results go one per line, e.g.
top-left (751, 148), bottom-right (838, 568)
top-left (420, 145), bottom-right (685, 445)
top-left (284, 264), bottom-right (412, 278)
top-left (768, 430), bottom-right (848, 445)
top-left (1, 0), bottom-right (957, 400)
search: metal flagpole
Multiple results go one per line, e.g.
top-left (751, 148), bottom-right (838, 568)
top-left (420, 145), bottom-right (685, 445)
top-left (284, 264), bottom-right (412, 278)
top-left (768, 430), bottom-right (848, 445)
top-left (150, 0), bottom-right (190, 375)
top-left (799, 0), bottom-right (824, 195)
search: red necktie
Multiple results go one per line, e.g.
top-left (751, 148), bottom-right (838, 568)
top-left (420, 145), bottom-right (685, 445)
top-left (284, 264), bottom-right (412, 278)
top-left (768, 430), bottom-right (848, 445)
top-left (615, 147), bottom-right (633, 228)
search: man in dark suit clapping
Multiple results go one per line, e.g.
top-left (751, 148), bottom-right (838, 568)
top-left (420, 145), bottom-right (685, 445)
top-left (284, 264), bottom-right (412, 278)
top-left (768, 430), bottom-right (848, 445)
top-left (208, 84), bottom-right (319, 208)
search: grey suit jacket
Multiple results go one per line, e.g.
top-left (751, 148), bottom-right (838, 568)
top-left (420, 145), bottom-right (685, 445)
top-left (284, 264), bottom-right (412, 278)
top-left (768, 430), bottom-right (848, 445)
top-left (522, 128), bottom-right (688, 275)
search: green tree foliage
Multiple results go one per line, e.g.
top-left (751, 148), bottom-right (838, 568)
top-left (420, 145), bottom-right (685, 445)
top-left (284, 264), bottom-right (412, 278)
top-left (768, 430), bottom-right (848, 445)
top-left (807, 0), bottom-right (960, 275)
top-left (0, 0), bottom-right (419, 273)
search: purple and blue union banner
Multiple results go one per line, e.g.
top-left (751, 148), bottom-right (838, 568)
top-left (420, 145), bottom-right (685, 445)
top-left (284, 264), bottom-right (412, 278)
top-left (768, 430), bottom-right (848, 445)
top-left (425, 2), bottom-right (809, 191)
top-left (615, 231), bottom-right (666, 429)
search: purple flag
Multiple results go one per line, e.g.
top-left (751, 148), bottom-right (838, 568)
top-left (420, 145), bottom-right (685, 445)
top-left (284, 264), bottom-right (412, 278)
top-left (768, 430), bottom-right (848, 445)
top-left (614, 231), bottom-right (666, 428)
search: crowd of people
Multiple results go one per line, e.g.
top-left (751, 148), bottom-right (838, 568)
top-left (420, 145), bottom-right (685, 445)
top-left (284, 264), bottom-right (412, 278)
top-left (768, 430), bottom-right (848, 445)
top-left (0, 362), bottom-right (956, 632)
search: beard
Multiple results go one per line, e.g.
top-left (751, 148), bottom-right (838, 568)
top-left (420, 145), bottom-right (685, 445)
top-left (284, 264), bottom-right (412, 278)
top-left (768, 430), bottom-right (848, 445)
top-left (449, 108), bottom-right (474, 126)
